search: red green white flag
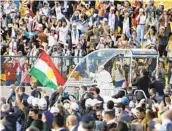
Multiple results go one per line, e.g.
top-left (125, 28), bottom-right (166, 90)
top-left (29, 51), bottom-right (65, 89)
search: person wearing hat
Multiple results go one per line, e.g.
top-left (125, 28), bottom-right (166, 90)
top-left (71, 23), bottom-right (81, 47)
top-left (96, 36), bottom-right (106, 50)
top-left (78, 114), bottom-right (96, 131)
top-left (90, 65), bottom-right (113, 97)
top-left (50, 107), bottom-right (59, 117)
top-left (3, 57), bottom-right (18, 86)
top-left (70, 102), bottom-right (81, 122)
top-left (104, 6), bottom-right (119, 31)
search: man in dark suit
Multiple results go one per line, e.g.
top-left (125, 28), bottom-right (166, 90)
top-left (66, 115), bottom-right (78, 131)
top-left (132, 68), bottom-right (151, 98)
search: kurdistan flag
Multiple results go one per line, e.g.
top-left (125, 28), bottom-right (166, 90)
top-left (29, 51), bottom-right (65, 89)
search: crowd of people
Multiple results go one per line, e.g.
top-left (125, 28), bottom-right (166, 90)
top-left (0, 81), bottom-right (172, 131)
top-left (1, 0), bottom-right (172, 131)
top-left (1, 0), bottom-right (172, 86)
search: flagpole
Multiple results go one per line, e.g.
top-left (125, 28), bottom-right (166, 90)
top-left (17, 49), bottom-right (44, 87)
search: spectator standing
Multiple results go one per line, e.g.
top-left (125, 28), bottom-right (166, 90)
top-left (3, 58), bottom-right (18, 86)
top-left (104, 7), bottom-right (119, 31)
top-left (21, 63), bottom-right (30, 86)
top-left (136, 8), bottom-right (146, 45)
top-left (158, 26), bottom-right (169, 57)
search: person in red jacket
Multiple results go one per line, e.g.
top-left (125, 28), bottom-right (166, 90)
top-left (3, 58), bottom-right (18, 86)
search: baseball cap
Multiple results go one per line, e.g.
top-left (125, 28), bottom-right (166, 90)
top-left (91, 99), bottom-right (102, 107)
top-left (38, 98), bottom-right (47, 108)
top-left (71, 102), bottom-right (79, 111)
top-left (81, 114), bottom-right (94, 123)
top-left (27, 96), bottom-right (34, 105)
top-left (121, 97), bottom-right (129, 105)
top-left (85, 98), bottom-right (92, 107)
top-left (32, 98), bottom-right (40, 107)
top-left (50, 107), bottom-right (59, 113)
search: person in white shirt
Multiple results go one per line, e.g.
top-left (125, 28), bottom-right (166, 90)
top-left (25, 10), bottom-right (33, 32)
top-left (41, 2), bottom-right (50, 18)
top-left (123, 11), bottom-right (130, 34)
top-left (16, 51), bottom-right (25, 86)
top-left (58, 18), bottom-right (70, 45)
top-left (47, 27), bottom-right (58, 48)
top-left (108, 7), bottom-right (117, 30)
top-left (9, 38), bottom-right (17, 56)
top-left (71, 23), bottom-right (81, 47)
top-left (74, 44), bottom-right (83, 65)
top-left (90, 65), bottom-right (113, 97)
top-left (111, 61), bottom-right (125, 88)
top-left (96, 37), bottom-right (106, 50)
top-left (52, 2), bottom-right (64, 21)
top-left (136, 8), bottom-right (146, 45)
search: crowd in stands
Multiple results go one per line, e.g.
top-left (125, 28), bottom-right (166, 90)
top-left (1, 0), bottom-right (172, 131)
top-left (1, 0), bottom-right (172, 86)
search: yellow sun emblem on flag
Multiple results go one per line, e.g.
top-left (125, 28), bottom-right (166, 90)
top-left (47, 68), bottom-right (55, 80)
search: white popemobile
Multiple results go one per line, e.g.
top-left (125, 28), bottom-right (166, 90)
top-left (63, 49), bottom-right (158, 100)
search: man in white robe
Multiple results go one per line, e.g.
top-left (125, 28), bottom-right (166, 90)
top-left (90, 66), bottom-right (113, 96)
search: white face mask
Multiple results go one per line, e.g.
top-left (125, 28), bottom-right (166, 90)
top-left (77, 46), bottom-right (81, 49)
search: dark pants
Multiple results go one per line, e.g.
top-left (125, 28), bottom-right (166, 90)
top-left (21, 83), bottom-right (30, 86)
top-left (6, 80), bottom-right (15, 86)
top-left (16, 73), bottom-right (21, 86)
top-left (159, 45), bottom-right (167, 57)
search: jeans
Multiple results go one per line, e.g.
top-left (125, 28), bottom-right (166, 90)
top-left (6, 80), bottom-right (15, 86)
top-left (114, 80), bottom-right (125, 88)
top-left (21, 83), bottom-right (30, 86)
top-left (137, 25), bottom-right (145, 44)
top-left (16, 73), bottom-right (21, 86)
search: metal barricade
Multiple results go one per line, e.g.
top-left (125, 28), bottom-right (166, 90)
top-left (134, 90), bottom-right (148, 100)
top-left (101, 88), bottom-right (127, 97)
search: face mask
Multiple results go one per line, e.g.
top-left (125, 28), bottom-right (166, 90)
top-left (77, 46), bottom-right (81, 49)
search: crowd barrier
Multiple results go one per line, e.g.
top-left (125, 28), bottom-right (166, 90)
top-left (1, 55), bottom-right (172, 86)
